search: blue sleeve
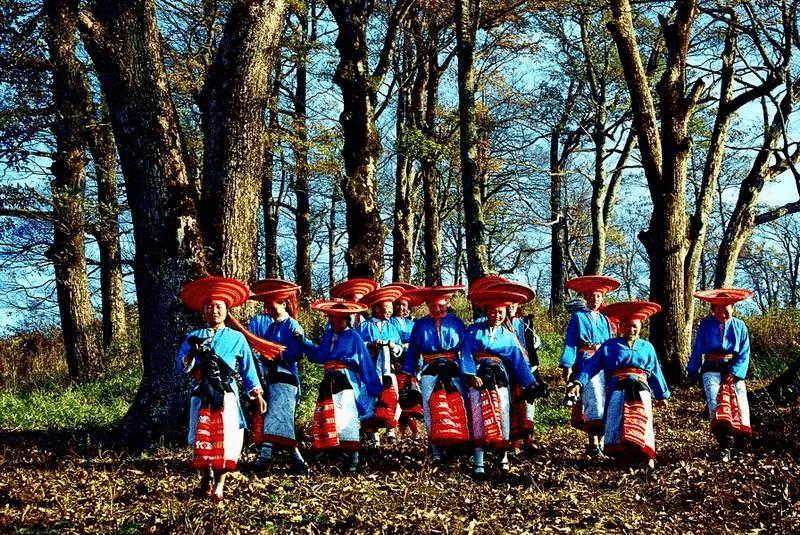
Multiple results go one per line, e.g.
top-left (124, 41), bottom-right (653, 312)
top-left (560, 314), bottom-right (580, 368)
top-left (176, 335), bottom-right (193, 374)
top-left (645, 343), bottom-right (671, 399)
top-left (354, 334), bottom-right (383, 396)
top-left (402, 321), bottom-right (422, 374)
top-left (503, 334), bottom-right (536, 387)
top-left (235, 334), bottom-right (262, 395)
top-left (687, 319), bottom-right (706, 378)
top-left (574, 342), bottom-right (604, 385)
top-left (731, 320), bottom-right (750, 379)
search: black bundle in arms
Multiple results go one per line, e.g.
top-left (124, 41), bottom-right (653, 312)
top-left (187, 336), bottom-right (235, 410)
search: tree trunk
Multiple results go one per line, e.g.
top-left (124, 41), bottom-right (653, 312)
top-left (608, 0), bottom-right (700, 384)
top-left (549, 140), bottom-right (565, 312)
top-left (456, 0), bottom-right (488, 283)
top-left (263, 71), bottom-right (282, 279)
top-left (81, 0), bottom-right (206, 446)
top-left (88, 112), bottom-right (127, 350)
top-left (199, 0), bottom-right (287, 283)
top-left (326, 0), bottom-right (386, 279)
top-left (46, 0), bottom-right (105, 381)
top-left (292, 1), bottom-right (315, 297)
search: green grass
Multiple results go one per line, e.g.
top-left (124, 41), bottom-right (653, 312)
top-left (0, 369), bottom-right (140, 430)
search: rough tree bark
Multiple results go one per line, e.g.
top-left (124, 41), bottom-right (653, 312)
top-left (87, 111), bottom-right (127, 350)
top-left (199, 0), bottom-right (288, 283)
top-left (45, 0), bottom-right (105, 381)
top-left (80, 0), bottom-right (206, 446)
top-left (456, 0), bottom-right (489, 283)
top-left (607, 0), bottom-right (701, 384)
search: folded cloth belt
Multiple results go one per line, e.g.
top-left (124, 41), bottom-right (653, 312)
top-left (579, 344), bottom-right (599, 355)
top-left (422, 352), bottom-right (457, 364)
top-left (474, 352), bottom-right (503, 365)
top-left (325, 361), bottom-right (349, 371)
top-left (705, 352), bottom-right (734, 361)
top-left (611, 367), bottom-right (647, 382)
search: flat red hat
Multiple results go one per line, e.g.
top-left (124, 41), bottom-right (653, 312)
top-left (385, 283), bottom-right (423, 307)
top-left (565, 275), bottom-right (621, 296)
top-left (469, 275), bottom-right (510, 294)
top-left (251, 278), bottom-right (297, 295)
top-left (475, 281), bottom-right (536, 304)
top-left (359, 286), bottom-right (405, 309)
top-left (694, 288), bottom-right (753, 306)
top-left (404, 285), bottom-right (465, 304)
top-left (311, 299), bottom-right (368, 316)
top-left (468, 288), bottom-right (529, 309)
top-left (180, 276), bottom-right (249, 312)
top-left (601, 301), bottom-right (661, 323)
top-left (251, 284), bottom-right (301, 303)
top-left (330, 278), bottom-right (379, 299)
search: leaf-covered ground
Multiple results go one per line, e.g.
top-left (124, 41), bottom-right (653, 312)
top-left (1, 386), bottom-right (799, 534)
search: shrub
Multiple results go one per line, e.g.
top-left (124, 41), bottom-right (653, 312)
top-left (744, 308), bottom-right (800, 379)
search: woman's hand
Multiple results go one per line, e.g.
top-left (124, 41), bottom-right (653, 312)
top-left (470, 375), bottom-right (483, 389)
top-left (256, 393), bottom-right (267, 414)
top-left (561, 367), bottom-right (572, 382)
top-left (655, 399), bottom-right (669, 409)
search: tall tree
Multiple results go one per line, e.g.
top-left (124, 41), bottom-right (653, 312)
top-left (199, 0), bottom-right (288, 282)
top-left (456, 0), bottom-right (489, 283)
top-left (80, 0), bottom-right (207, 445)
top-left (45, 0), bottom-right (105, 380)
top-left (325, 0), bottom-right (413, 278)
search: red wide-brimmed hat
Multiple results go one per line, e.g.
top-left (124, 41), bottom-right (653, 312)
top-left (311, 299), bottom-right (368, 316)
top-left (601, 301), bottom-right (661, 323)
top-left (478, 282), bottom-right (536, 304)
top-left (180, 276), bottom-right (250, 312)
top-left (694, 288), bottom-right (753, 306)
top-left (468, 288), bottom-right (530, 309)
top-left (385, 283), bottom-right (423, 307)
top-left (251, 285), bottom-right (300, 303)
top-left (250, 278), bottom-right (298, 295)
top-left (404, 285), bottom-right (465, 305)
top-left (330, 278), bottom-right (379, 299)
top-left (469, 275), bottom-right (510, 294)
top-left (359, 286), bottom-right (405, 309)
top-left (565, 275), bottom-right (621, 296)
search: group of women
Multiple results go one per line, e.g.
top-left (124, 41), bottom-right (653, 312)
top-left (176, 273), bottom-right (754, 501)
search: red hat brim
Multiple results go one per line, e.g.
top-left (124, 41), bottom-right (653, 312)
top-left (404, 285), bottom-right (465, 304)
top-left (251, 285), bottom-right (300, 303)
top-left (474, 282), bottom-right (535, 304)
top-left (469, 275), bottom-right (510, 294)
top-left (251, 278), bottom-right (298, 294)
top-left (330, 278), bottom-right (379, 299)
top-left (311, 299), bottom-right (368, 316)
top-left (469, 288), bottom-right (529, 309)
top-left (694, 288), bottom-right (753, 306)
top-left (565, 275), bottom-right (621, 295)
top-left (601, 301), bottom-right (661, 322)
top-left (385, 283), bottom-right (423, 307)
top-left (181, 276), bottom-right (249, 312)
top-left (359, 286), bottom-right (405, 309)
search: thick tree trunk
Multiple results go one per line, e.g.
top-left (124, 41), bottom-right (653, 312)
top-left (81, 0), bottom-right (206, 446)
top-left (199, 0), bottom-right (287, 283)
top-left (608, 0), bottom-right (699, 385)
top-left (46, 0), bottom-right (105, 381)
top-left (88, 113), bottom-right (127, 350)
top-left (456, 0), bottom-right (488, 283)
top-left (326, 0), bottom-right (386, 279)
top-left (263, 74), bottom-right (282, 279)
top-left (549, 132), bottom-right (566, 312)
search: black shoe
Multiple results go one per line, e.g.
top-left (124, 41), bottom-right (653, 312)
top-left (472, 466), bottom-right (486, 482)
top-left (252, 457), bottom-right (274, 473)
top-left (290, 461), bottom-right (309, 475)
top-left (585, 444), bottom-right (602, 457)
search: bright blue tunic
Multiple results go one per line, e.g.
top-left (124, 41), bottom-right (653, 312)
top-left (176, 326), bottom-right (262, 427)
top-left (250, 316), bottom-right (307, 381)
top-left (462, 321), bottom-right (537, 387)
top-left (389, 316), bottom-right (415, 344)
top-left (560, 310), bottom-right (613, 374)
top-left (357, 317), bottom-right (403, 376)
top-left (305, 327), bottom-right (383, 418)
top-left (574, 337), bottom-right (671, 401)
top-left (401, 314), bottom-right (474, 376)
top-left (248, 313), bottom-right (273, 337)
top-left (687, 315), bottom-right (750, 380)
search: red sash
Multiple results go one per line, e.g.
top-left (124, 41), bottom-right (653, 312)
top-left (713, 375), bottom-right (751, 436)
top-left (252, 412), bottom-right (264, 444)
top-left (192, 407), bottom-right (225, 470)
top-left (429, 387), bottom-right (470, 446)
top-left (479, 387), bottom-right (505, 448)
top-left (621, 400), bottom-right (649, 451)
top-left (375, 378), bottom-right (400, 428)
top-left (509, 383), bottom-right (534, 439)
top-left (312, 397), bottom-right (339, 449)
